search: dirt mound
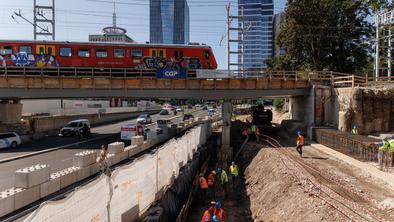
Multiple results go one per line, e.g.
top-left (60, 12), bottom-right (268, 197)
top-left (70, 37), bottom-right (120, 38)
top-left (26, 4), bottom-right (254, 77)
top-left (240, 144), bottom-right (346, 221)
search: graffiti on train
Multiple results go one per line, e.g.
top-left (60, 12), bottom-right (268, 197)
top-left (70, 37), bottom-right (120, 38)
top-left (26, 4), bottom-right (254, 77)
top-left (0, 52), bottom-right (59, 68)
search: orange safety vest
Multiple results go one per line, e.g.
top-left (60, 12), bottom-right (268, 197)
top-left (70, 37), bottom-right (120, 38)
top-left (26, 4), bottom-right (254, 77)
top-left (208, 173), bottom-right (215, 187)
top-left (201, 210), bottom-right (212, 222)
top-left (297, 135), bottom-right (305, 146)
top-left (200, 177), bottom-right (208, 189)
top-left (214, 208), bottom-right (225, 222)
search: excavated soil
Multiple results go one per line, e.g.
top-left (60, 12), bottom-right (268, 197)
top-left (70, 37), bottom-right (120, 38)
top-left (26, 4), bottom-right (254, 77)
top-left (236, 139), bottom-right (394, 221)
top-left (239, 143), bottom-right (347, 221)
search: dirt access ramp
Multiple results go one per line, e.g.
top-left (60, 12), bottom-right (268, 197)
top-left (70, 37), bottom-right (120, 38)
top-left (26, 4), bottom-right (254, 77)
top-left (239, 142), bottom-right (394, 222)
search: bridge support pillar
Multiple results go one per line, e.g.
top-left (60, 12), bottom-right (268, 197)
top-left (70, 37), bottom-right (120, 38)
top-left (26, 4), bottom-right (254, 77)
top-left (0, 100), bottom-right (22, 124)
top-left (220, 101), bottom-right (233, 166)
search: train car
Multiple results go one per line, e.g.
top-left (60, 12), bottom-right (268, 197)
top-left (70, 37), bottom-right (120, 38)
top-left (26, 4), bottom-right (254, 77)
top-left (0, 40), bottom-right (217, 72)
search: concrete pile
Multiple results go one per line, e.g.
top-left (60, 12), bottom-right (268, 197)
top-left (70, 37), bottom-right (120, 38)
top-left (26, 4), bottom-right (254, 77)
top-left (338, 88), bottom-right (394, 134)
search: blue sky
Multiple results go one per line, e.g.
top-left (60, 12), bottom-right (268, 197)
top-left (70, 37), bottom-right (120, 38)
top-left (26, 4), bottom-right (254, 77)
top-left (0, 0), bottom-right (287, 68)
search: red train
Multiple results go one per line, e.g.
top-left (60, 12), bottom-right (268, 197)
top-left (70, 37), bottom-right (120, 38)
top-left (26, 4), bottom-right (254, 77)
top-left (0, 40), bottom-right (217, 71)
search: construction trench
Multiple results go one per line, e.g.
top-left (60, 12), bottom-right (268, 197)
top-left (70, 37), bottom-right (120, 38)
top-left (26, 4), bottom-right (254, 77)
top-left (150, 116), bottom-right (394, 222)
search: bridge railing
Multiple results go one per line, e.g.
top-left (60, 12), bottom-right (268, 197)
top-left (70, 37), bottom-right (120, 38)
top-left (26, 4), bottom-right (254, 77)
top-left (4, 66), bottom-right (394, 88)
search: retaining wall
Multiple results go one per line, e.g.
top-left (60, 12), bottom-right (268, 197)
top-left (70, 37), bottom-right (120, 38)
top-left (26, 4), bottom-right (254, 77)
top-left (31, 108), bottom-right (160, 133)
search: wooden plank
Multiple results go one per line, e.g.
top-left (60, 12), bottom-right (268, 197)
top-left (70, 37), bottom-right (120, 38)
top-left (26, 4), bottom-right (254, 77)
top-left (255, 79), bottom-right (269, 89)
top-left (186, 79), bottom-right (200, 89)
top-left (111, 79), bottom-right (125, 89)
top-left (79, 78), bottom-right (94, 89)
top-left (94, 78), bottom-right (112, 89)
top-left (125, 79), bottom-right (141, 89)
top-left (215, 79), bottom-right (229, 89)
top-left (172, 79), bottom-right (187, 89)
top-left (244, 80), bottom-right (256, 89)
top-left (228, 79), bottom-right (241, 89)
top-left (156, 79), bottom-right (172, 89)
top-left (200, 80), bottom-right (215, 89)
top-left (140, 79), bottom-right (157, 89)
top-left (42, 78), bottom-right (60, 88)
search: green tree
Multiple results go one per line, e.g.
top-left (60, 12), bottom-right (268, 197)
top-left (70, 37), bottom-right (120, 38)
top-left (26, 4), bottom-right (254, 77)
top-left (276, 0), bottom-right (390, 74)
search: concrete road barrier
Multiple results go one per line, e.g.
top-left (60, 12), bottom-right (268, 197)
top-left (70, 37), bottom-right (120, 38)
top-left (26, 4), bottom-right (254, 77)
top-left (39, 175), bottom-right (60, 198)
top-left (14, 186), bottom-right (40, 210)
top-left (0, 189), bottom-right (15, 217)
top-left (108, 142), bottom-right (125, 154)
top-left (54, 167), bottom-right (79, 189)
top-left (131, 136), bottom-right (144, 146)
top-left (14, 165), bottom-right (50, 189)
top-left (73, 151), bottom-right (97, 167)
top-left (76, 166), bottom-right (91, 181)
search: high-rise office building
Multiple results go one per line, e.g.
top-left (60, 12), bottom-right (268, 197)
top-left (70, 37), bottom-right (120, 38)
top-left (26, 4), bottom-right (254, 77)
top-left (238, 0), bottom-right (274, 69)
top-left (150, 0), bottom-right (190, 44)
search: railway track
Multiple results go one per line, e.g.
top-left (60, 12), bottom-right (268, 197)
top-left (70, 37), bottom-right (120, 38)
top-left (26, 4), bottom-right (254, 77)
top-left (260, 134), bottom-right (393, 222)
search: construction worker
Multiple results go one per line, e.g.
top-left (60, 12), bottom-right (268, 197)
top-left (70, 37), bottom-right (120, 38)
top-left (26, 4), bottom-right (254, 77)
top-left (201, 206), bottom-right (214, 222)
top-left (229, 161), bottom-right (239, 186)
top-left (251, 124), bottom-right (257, 140)
top-left (378, 137), bottom-right (390, 168)
top-left (255, 127), bottom-right (260, 142)
top-left (351, 125), bottom-right (359, 135)
top-left (199, 174), bottom-right (209, 202)
top-left (214, 201), bottom-right (226, 222)
top-left (296, 131), bottom-right (305, 157)
top-left (219, 168), bottom-right (229, 199)
top-left (389, 137), bottom-right (394, 167)
top-left (208, 171), bottom-right (216, 199)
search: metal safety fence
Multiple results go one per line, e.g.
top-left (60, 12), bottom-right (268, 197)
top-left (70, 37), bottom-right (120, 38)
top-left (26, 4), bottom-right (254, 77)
top-left (24, 124), bottom-right (210, 222)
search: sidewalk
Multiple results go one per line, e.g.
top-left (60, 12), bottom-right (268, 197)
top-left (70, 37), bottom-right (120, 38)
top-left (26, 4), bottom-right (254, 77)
top-left (309, 142), bottom-right (394, 189)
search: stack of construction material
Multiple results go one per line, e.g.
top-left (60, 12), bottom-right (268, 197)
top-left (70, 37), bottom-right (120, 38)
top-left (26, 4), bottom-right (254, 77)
top-left (313, 128), bottom-right (379, 161)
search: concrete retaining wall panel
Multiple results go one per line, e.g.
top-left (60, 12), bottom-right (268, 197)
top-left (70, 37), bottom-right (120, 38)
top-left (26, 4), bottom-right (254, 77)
top-left (14, 165), bottom-right (50, 188)
top-left (90, 162), bottom-right (100, 175)
top-left (76, 166), bottom-right (91, 181)
top-left (55, 167), bottom-right (78, 189)
top-left (108, 142), bottom-right (125, 154)
top-left (14, 186), bottom-right (40, 210)
top-left (73, 150), bottom-right (97, 167)
top-left (39, 176), bottom-right (60, 198)
top-left (0, 189), bottom-right (15, 217)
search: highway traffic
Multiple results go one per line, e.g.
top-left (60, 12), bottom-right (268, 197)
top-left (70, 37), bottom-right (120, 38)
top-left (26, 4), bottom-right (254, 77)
top-left (0, 108), bottom-right (211, 191)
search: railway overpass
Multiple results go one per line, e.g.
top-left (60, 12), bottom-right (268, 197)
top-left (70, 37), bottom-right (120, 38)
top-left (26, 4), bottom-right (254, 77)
top-left (0, 67), bottom-right (375, 166)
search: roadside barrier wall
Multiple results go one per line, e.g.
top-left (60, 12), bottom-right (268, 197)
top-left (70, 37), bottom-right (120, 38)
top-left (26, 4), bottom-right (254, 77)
top-left (31, 107), bottom-right (160, 133)
top-left (23, 122), bottom-right (211, 222)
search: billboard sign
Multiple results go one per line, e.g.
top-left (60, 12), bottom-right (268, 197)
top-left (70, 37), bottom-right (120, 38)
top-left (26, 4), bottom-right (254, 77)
top-left (156, 68), bottom-right (187, 79)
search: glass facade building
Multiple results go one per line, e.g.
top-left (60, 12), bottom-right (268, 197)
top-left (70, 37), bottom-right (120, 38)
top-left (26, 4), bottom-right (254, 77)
top-left (150, 0), bottom-right (190, 44)
top-left (238, 0), bottom-right (273, 69)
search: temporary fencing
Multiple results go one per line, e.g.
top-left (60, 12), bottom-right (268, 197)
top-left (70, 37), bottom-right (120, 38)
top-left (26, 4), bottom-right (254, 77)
top-left (25, 175), bottom-right (111, 222)
top-left (24, 124), bottom-right (210, 222)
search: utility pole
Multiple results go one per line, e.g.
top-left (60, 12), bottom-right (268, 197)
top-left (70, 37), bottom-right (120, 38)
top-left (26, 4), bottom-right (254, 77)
top-left (375, 15), bottom-right (379, 79)
top-left (226, 3), bottom-right (246, 76)
top-left (12, 0), bottom-right (55, 40)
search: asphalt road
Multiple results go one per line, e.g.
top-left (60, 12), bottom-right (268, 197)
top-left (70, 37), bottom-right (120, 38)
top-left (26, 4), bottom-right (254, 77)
top-left (0, 109), bottom-right (209, 191)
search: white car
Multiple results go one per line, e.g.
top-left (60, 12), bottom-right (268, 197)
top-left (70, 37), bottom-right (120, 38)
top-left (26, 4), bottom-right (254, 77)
top-left (0, 132), bottom-right (21, 149)
top-left (137, 114), bottom-right (153, 124)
